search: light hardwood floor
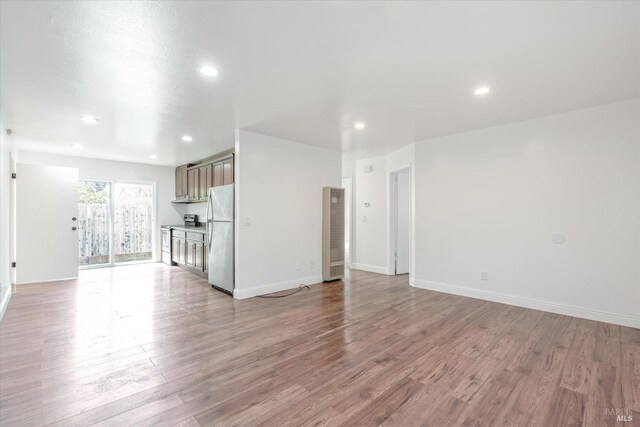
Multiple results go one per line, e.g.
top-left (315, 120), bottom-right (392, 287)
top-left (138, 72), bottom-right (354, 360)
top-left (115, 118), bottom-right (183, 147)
top-left (0, 264), bottom-right (638, 426)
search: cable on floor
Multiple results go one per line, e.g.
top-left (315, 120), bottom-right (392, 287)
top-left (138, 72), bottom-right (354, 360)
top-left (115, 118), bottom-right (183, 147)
top-left (257, 284), bottom-right (310, 298)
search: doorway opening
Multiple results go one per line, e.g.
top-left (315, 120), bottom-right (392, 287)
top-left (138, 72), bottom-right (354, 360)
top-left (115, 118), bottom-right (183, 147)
top-left (78, 181), bottom-right (154, 268)
top-left (390, 168), bottom-right (410, 275)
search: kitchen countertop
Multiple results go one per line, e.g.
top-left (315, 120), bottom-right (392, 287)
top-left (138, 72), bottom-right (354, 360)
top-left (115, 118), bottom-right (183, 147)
top-left (161, 225), bottom-right (207, 233)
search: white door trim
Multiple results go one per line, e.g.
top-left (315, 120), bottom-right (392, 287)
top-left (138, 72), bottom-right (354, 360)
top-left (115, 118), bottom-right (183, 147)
top-left (388, 166), bottom-right (412, 276)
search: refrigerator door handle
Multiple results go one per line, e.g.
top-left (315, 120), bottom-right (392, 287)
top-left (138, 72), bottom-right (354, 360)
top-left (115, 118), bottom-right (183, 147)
top-left (207, 194), bottom-right (214, 252)
top-left (205, 194), bottom-right (209, 248)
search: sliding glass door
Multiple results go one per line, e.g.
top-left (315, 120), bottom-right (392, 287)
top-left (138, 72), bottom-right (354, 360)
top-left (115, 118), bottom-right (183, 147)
top-left (113, 183), bottom-right (153, 263)
top-left (78, 181), bottom-right (112, 266)
top-left (78, 181), bottom-right (154, 268)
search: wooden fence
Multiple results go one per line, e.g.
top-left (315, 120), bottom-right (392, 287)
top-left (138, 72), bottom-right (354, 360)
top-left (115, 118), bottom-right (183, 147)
top-left (79, 203), bottom-right (153, 265)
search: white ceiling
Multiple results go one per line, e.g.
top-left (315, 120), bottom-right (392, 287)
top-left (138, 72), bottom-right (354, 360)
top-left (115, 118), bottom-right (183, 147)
top-left (1, 1), bottom-right (638, 166)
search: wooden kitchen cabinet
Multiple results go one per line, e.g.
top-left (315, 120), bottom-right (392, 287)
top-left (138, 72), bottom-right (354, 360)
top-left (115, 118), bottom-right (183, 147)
top-left (203, 243), bottom-right (207, 272)
top-left (186, 240), bottom-right (205, 270)
top-left (199, 164), bottom-right (212, 200)
top-left (222, 158), bottom-right (234, 185)
top-left (175, 165), bottom-right (188, 197)
top-left (213, 162), bottom-right (223, 187)
top-left (187, 168), bottom-right (199, 200)
top-left (195, 242), bottom-right (204, 270)
top-left (171, 236), bottom-right (186, 264)
top-left (172, 230), bottom-right (207, 275)
top-left (173, 155), bottom-right (234, 203)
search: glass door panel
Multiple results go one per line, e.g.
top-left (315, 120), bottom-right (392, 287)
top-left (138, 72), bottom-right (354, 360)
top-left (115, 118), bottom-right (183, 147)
top-left (78, 181), bottom-right (112, 266)
top-left (113, 183), bottom-right (153, 263)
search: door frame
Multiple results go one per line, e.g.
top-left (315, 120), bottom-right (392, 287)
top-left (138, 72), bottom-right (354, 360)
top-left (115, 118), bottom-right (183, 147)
top-left (79, 178), bottom-right (157, 269)
top-left (388, 166), bottom-right (411, 276)
top-left (9, 152), bottom-right (16, 287)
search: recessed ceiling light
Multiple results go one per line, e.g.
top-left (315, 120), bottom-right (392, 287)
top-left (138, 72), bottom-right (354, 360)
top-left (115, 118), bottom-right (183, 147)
top-left (81, 115), bottom-right (98, 124)
top-left (474, 86), bottom-right (491, 95)
top-left (71, 143), bottom-right (82, 149)
top-left (354, 122), bottom-right (366, 129)
top-left (181, 135), bottom-right (193, 142)
top-left (149, 154), bottom-right (158, 160)
top-left (199, 65), bottom-right (219, 77)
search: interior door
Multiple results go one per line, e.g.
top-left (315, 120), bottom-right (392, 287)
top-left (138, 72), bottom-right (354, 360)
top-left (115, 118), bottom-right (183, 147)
top-left (16, 163), bottom-right (79, 284)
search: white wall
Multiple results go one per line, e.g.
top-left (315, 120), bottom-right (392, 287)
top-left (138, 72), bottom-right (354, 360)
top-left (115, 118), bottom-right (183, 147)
top-left (353, 155), bottom-right (388, 274)
top-left (186, 202), bottom-right (208, 223)
top-left (234, 130), bottom-right (341, 298)
top-left (0, 116), bottom-right (14, 318)
top-left (17, 151), bottom-right (183, 260)
top-left (414, 99), bottom-right (640, 328)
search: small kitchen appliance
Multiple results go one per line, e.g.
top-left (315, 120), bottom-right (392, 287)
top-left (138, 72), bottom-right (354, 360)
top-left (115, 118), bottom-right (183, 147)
top-left (183, 214), bottom-right (199, 228)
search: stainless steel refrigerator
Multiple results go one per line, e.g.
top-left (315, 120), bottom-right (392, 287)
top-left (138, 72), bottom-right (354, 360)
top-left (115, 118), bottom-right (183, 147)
top-left (206, 184), bottom-right (234, 294)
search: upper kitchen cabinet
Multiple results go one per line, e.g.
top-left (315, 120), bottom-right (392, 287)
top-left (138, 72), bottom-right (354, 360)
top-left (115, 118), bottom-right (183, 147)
top-left (173, 153), bottom-right (234, 203)
top-left (198, 163), bottom-right (212, 200)
top-left (175, 164), bottom-right (188, 197)
top-left (222, 158), bottom-right (234, 185)
top-left (210, 156), bottom-right (234, 188)
top-left (213, 162), bottom-right (223, 187)
top-left (187, 167), bottom-right (199, 200)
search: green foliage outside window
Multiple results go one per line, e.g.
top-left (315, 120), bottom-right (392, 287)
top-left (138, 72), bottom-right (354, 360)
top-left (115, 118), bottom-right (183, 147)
top-left (78, 181), bottom-right (108, 204)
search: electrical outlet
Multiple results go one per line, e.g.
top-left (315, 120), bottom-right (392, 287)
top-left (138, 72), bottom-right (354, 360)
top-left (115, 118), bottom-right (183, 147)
top-left (481, 271), bottom-right (488, 281)
top-left (362, 216), bottom-right (367, 222)
top-left (310, 261), bottom-right (315, 269)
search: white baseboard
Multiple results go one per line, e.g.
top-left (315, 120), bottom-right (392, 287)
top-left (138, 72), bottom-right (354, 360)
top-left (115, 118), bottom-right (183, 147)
top-left (413, 279), bottom-right (640, 329)
top-left (234, 275), bottom-right (323, 299)
top-left (351, 263), bottom-right (390, 275)
top-left (0, 285), bottom-right (12, 321)
top-left (16, 276), bottom-right (78, 286)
